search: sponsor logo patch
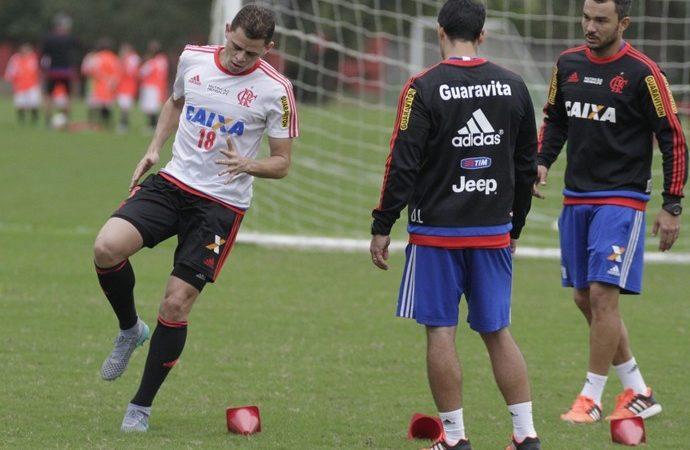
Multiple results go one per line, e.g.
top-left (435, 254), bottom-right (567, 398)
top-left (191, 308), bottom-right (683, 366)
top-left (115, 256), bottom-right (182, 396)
top-left (206, 235), bottom-right (226, 254)
top-left (661, 74), bottom-right (678, 114)
top-left (399, 88), bottom-right (416, 131)
top-left (452, 109), bottom-right (503, 148)
top-left (583, 76), bottom-right (602, 85)
top-left (452, 176), bottom-right (497, 195)
top-left (547, 66), bottom-right (558, 105)
top-left (645, 75), bottom-right (666, 118)
top-left (460, 157), bottom-right (492, 170)
top-left (607, 245), bottom-right (625, 262)
top-left (185, 105), bottom-right (245, 135)
top-left (280, 95), bottom-right (290, 128)
top-left (565, 101), bottom-right (616, 123)
top-left (439, 80), bottom-right (512, 100)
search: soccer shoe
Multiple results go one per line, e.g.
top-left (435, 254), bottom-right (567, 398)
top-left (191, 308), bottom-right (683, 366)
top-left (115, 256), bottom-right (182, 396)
top-left (121, 403), bottom-right (151, 432)
top-left (606, 387), bottom-right (662, 420)
top-left (505, 435), bottom-right (542, 450)
top-left (560, 395), bottom-right (602, 423)
top-left (101, 319), bottom-right (150, 380)
top-left (421, 437), bottom-right (472, 450)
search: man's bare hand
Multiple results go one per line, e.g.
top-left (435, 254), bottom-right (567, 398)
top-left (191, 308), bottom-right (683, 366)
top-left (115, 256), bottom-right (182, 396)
top-left (215, 137), bottom-right (247, 183)
top-left (129, 153), bottom-right (159, 191)
top-left (652, 209), bottom-right (681, 252)
top-left (370, 234), bottom-right (391, 270)
top-left (532, 165), bottom-right (548, 199)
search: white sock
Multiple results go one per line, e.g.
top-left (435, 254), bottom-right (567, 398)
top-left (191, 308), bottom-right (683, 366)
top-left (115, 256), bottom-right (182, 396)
top-left (614, 357), bottom-right (647, 394)
top-left (508, 401), bottom-right (537, 442)
top-left (580, 372), bottom-right (607, 405)
top-left (439, 408), bottom-right (465, 444)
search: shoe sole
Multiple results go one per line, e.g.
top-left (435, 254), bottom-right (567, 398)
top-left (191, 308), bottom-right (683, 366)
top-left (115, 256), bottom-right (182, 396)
top-left (607, 403), bottom-right (663, 421)
top-left (560, 417), bottom-right (600, 424)
top-left (638, 403), bottom-right (662, 419)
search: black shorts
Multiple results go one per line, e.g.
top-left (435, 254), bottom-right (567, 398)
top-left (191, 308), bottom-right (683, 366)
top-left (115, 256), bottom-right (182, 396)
top-left (44, 70), bottom-right (74, 96)
top-left (113, 174), bottom-right (244, 287)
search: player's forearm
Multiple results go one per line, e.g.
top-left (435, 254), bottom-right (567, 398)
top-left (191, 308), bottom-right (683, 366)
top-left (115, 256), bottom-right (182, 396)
top-left (147, 97), bottom-right (182, 155)
top-left (242, 154), bottom-right (291, 179)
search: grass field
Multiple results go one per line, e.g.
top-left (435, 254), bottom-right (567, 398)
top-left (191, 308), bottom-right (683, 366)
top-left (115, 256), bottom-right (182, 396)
top-left (0, 97), bottom-right (689, 449)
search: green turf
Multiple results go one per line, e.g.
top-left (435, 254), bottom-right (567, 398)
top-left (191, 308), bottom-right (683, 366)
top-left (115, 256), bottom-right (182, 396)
top-left (0, 98), bottom-right (689, 449)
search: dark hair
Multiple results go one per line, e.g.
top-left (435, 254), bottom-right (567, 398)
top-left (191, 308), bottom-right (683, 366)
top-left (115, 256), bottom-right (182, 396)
top-left (592, 0), bottom-right (632, 19)
top-left (437, 0), bottom-right (486, 42)
top-left (230, 4), bottom-right (276, 43)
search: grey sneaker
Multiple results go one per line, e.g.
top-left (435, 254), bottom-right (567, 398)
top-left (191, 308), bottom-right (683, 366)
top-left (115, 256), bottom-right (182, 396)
top-left (101, 319), bottom-right (150, 380)
top-left (121, 403), bottom-right (150, 432)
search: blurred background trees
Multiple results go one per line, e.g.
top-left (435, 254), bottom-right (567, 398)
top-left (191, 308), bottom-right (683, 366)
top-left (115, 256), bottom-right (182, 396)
top-left (0, 0), bottom-right (211, 52)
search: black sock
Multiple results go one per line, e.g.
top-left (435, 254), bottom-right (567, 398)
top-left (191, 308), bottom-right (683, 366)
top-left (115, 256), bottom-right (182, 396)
top-left (131, 318), bottom-right (188, 407)
top-left (96, 259), bottom-right (138, 330)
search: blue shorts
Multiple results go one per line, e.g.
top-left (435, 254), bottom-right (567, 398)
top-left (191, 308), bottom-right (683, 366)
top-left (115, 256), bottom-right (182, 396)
top-left (396, 244), bottom-right (513, 332)
top-left (559, 204), bottom-right (645, 294)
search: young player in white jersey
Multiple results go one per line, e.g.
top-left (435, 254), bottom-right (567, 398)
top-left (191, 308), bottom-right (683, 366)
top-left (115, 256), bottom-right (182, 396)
top-left (92, 4), bottom-right (298, 432)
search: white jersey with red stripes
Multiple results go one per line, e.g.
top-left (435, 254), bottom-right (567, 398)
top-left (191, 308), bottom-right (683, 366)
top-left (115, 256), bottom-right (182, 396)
top-left (161, 44), bottom-right (299, 209)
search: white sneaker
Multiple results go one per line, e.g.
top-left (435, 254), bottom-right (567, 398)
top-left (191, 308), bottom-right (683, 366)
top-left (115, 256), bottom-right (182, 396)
top-left (101, 319), bottom-right (149, 380)
top-left (121, 403), bottom-right (151, 432)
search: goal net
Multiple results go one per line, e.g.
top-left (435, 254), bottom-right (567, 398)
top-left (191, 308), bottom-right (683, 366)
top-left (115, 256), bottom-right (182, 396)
top-left (210, 0), bottom-right (690, 259)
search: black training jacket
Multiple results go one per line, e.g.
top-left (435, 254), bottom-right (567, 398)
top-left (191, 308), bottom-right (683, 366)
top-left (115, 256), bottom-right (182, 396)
top-left (372, 58), bottom-right (537, 247)
top-left (539, 42), bottom-right (687, 208)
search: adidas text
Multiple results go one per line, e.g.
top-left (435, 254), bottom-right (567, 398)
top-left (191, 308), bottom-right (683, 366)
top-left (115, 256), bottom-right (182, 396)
top-left (453, 109), bottom-right (503, 148)
top-left (453, 133), bottom-right (502, 147)
top-left (452, 176), bottom-right (497, 194)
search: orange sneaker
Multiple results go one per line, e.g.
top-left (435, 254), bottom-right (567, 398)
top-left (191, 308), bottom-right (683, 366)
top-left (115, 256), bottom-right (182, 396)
top-left (606, 387), bottom-right (662, 420)
top-left (560, 395), bottom-right (602, 423)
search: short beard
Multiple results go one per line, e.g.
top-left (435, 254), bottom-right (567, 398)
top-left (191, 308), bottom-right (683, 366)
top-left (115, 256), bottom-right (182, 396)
top-left (586, 33), bottom-right (619, 54)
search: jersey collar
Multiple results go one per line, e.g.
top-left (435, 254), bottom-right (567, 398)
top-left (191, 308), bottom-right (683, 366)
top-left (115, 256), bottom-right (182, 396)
top-left (585, 40), bottom-right (630, 64)
top-left (214, 47), bottom-right (262, 76)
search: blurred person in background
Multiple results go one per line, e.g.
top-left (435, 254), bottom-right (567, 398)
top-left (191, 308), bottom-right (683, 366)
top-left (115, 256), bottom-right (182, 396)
top-left (117, 42), bottom-right (141, 132)
top-left (41, 12), bottom-right (81, 126)
top-left (4, 42), bottom-right (41, 125)
top-left (138, 40), bottom-right (169, 131)
top-left (81, 37), bottom-right (122, 129)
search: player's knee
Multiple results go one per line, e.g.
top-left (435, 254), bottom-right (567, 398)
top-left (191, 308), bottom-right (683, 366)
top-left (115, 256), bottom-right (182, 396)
top-left (93, 234), bottom-right (125, 267)
top-left (159, 293), bottom-right (192, 322)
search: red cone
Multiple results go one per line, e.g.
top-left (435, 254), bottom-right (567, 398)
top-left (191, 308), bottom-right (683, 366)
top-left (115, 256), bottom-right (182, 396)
top-left (407, 413), bottom-right (443, 441)
top-left (226, 405), bottom-right (261, 435)
top-left (611, 416), bottom-right (646, 446)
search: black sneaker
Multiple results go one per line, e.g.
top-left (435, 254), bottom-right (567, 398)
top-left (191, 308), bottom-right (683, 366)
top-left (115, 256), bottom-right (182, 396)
top-left (505, 435), bottom-right (541, 450)
top-left (422, 438), bottom-right (472, 450)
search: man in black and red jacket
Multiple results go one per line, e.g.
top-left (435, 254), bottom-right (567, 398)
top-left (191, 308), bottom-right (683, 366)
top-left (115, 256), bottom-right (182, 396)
top-left (536, 0), bottom-right (687, 425)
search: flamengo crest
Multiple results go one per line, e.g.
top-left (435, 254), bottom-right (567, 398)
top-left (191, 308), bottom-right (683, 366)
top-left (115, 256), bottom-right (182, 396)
top-left (609, 74), bottom-right (628, 94)
top-left (237, 88), bottom-right (257, 107)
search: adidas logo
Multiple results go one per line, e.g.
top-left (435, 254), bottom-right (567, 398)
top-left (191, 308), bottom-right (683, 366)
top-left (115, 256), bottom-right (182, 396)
top-left (452, 109), bottom-right (503, 148)
top-left (607, 265), bottom-right (621, 276)
top-left (188, 74), bottom-right (201, 85)
top-left (567, 72), bottom-right (580, 83)
top-left (203, 257), bottom-right (215, 269)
